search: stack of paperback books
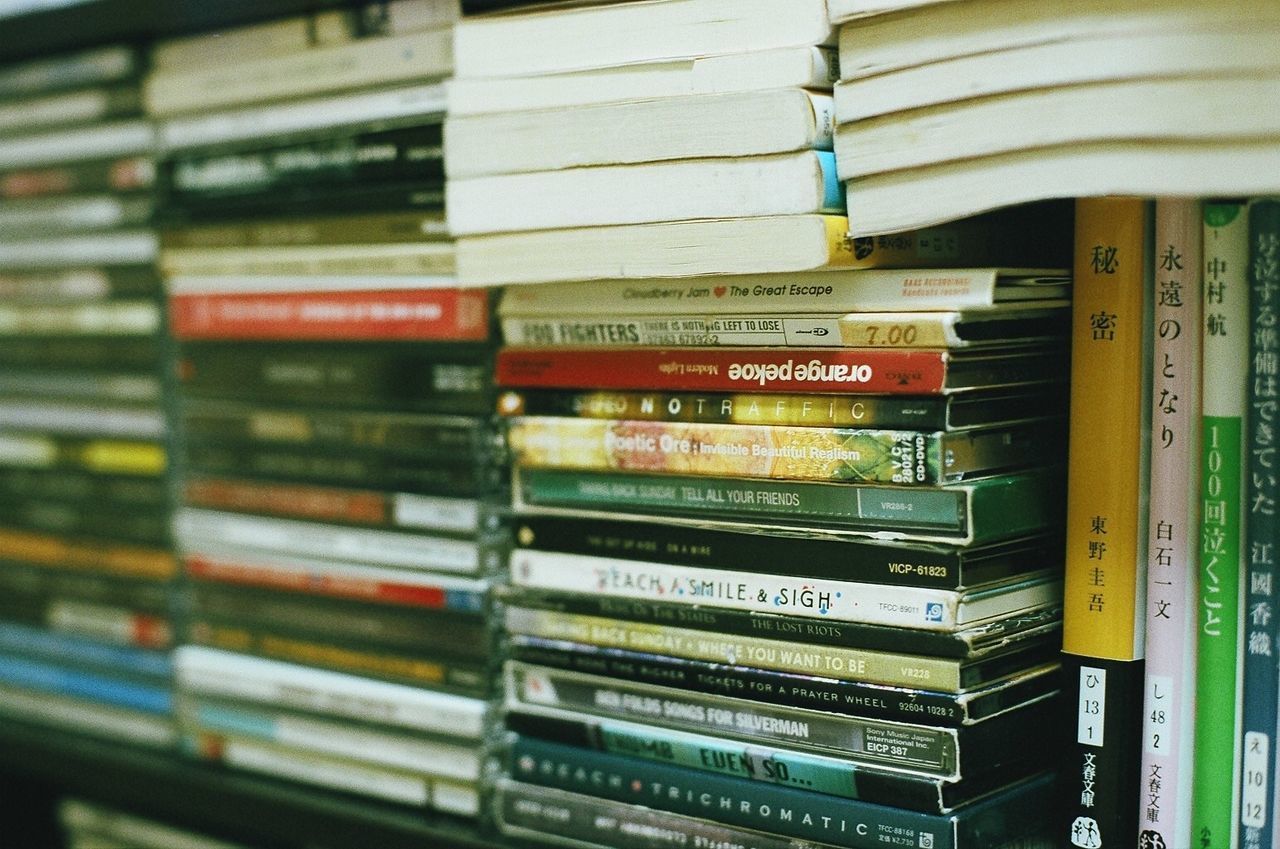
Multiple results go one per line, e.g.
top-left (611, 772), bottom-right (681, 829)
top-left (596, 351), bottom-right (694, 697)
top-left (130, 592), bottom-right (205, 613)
top-left (0, 45), bottom-right (174, 749)
top-left (448, 2), bottom-right (1076, 846)
top-left (827, 0), bottom-right (1280, 234)
top-left (448, 0), bottom-right (845, 286)
top-left (148, 0), bottom-right (505, 816)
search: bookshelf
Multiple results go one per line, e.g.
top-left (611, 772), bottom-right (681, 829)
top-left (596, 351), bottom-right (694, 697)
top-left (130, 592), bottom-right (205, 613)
top-left (1, 1), bottom-right (1275, 848)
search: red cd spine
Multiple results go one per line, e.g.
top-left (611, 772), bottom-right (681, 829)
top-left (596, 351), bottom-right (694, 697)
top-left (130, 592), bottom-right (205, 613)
top-left (496, 347), bottom-right (950, 394)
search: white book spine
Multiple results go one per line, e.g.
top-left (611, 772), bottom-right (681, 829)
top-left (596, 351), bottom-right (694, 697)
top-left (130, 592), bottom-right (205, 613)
top-left (447, 46), bottom-right (837, 117)
top-left (809, 90), bottom-right (835, 150)
top-left (446, 150), bottom-right (832, 237)
top-left (457, 215), bottom-right (847, 286)
top-left (452, 0), bottom-right (830, 79)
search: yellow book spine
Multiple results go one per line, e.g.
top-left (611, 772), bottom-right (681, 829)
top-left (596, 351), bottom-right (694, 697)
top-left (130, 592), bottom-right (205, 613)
top-left (1062, 197), bottom-right (1151, 660)
top-left (825, 215), bottom-right (858, 266)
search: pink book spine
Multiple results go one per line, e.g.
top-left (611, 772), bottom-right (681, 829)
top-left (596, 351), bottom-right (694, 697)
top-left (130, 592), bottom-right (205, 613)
top-left (1138, 198), bottom-right (1202, 849)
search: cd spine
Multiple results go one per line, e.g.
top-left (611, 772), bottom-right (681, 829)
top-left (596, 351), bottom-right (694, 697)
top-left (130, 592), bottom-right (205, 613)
top-left (174, 646), bottom-right (488, 738)
top-left (1, 154), bottom-right (154, 199)
top-left (169, 288), bottom-right (490, 342)
top-left (505, 709), bottom-right (960, 812)
top-left (183, 547), bottom-right (489, 613)
top-left (181, 476), bottom-right (504, 533)
top-left (503, 586), bottom-right (1062, 660)
top-left (174, 507), bottom-right (503, 576)
top-left (188, 622), bottom-right (489, 696)
top-left (189, 583), bottom-right (493, 661)
top-left (180, 403), bottom-right (497, 459)
top-left (515, 466), bottom-right (1060, 545)
top-left (509, 735), bottom-right (1052, 849)
top-left (185, 699), bottom-right (483, 783)
top-left (511, 514), bottom-right (1052, 591)
top-left (0, 620), bottom-right (170, 678)
top-left (506, 665), bottom-right (973, 778)
top-left (500, 311), bottom-right (980, 349)
top-left (166, 124), bottom-right (443, 200)
top-left (494, 777), bottom-right (833, 849)
top-left (500, 387), bottom-right (958, 430)
top-left (498, 346), bottom-right (952, 394)
top-left (507, 416), bottom-right (1052, 485)
top-left (508, 548), bottom-right (1055, 631)
top-left (0, 527), bottom-right (177, 581)
top-left (0, 653), bottom-right (171, 716)
top-left (181, 442), bottom-right (504, 498)
top-left (504, 606), bottom-right (989, 692)
top-left (176, 343), bottom-right (495, 416)
top-left (506, 634), bottom-right (1058, 728)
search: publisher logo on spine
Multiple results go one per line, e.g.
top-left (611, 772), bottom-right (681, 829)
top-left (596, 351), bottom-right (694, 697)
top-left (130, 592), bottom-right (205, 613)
top-left (727, 359), bottom-right (873, 387)
top-left (1138, 830), bottom-right (1166, 849)
top-left (1070, 816), bottom-right (1102, 848)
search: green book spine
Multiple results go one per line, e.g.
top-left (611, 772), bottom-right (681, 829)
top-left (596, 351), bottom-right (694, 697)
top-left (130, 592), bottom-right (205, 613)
top-left (1190, 201), bottom-right (1249, 847)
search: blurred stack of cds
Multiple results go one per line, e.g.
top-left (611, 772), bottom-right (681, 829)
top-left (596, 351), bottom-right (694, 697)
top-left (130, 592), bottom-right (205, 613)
top-left (0, 44), bottom-right (174, 748)
top-left (148, 0), bottom-right (505, 817)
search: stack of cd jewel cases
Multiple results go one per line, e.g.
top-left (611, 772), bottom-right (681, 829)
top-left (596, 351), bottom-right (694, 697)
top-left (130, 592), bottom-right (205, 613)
top-left (0, 45), bottom-right (175, 749)
top-left (495, 263), bottom-right (1074, 848)
top-left (147, 0), bottom-right (505, 817)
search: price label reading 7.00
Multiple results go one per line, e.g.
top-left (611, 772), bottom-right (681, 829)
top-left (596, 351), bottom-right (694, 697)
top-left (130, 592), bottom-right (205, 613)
top-left (861, 324), bottom-right (920, 346)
